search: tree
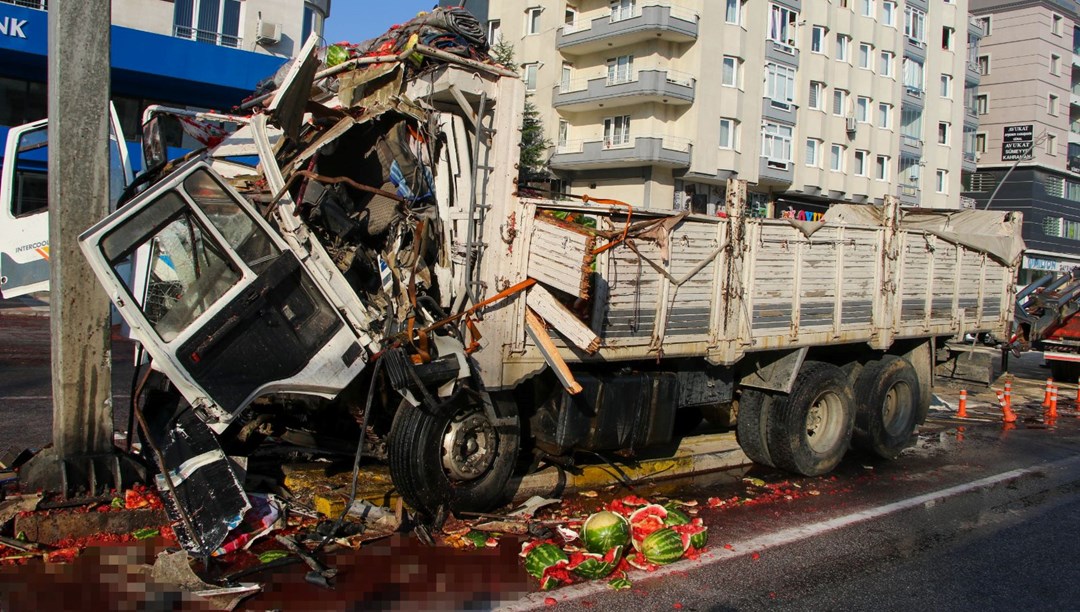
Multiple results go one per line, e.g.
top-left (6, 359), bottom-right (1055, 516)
top-left (490, 39), bottom-right (551, 185)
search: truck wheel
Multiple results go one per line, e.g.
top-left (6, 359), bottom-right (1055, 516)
top-left (1049, 360), bottom-right (1080, 383)
top-left (388, 394), bottom-right (520, 518)
top-left (736, 389), bottom-right (776, 468)
top-left (852, 356), bottom-right (920, 459)
top-left (767, 362), bottom-right (855, 476)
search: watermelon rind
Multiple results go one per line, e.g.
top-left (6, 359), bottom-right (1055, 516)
top-left (629, 504), bottom-right (668, 552)
top-left (524, 543), bottom-right (569, 579)
top-left (568, 545), bottom-right (623, 580)
top-left (581, 511), bottom-right (630, 554)
top-left (639, 527), bottom-right (687, 565)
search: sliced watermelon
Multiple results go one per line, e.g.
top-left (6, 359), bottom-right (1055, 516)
top-left (566, 545), bottom-right (623, 580)
top-left (671, 519), bottom-right (708, 550)
top-left (539, 560), bottom-right (572, 590)
top-left (628, 504), bottom-right (668, 551)
top-left (663, 506), bottom-right (692, 526)
top-left (626, 550), bottom-right (660, 572)
top-left (524, 543), bottom-right (569, 580)
top-left (639, 527), bottom-right (687, 565)
top-left (581, 511), bottom-right (630, 554)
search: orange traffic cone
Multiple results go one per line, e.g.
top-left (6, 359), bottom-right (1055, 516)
top-left (1043, 378), bottom-right (1054, 408)
top-left (1075, 378), bottom-right (1080, 403)
top-left (1049, 385), bottom-right (1059, 419)
top-left (958, 390), bottom-right (968, 418)
top-left (1004, 379), bottom-right (1012, 411)
top-left (998, 389), bottom-right (1018, 423)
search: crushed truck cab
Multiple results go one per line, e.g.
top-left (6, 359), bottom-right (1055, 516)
top-left (77, 10), bottom-right (1025, 556)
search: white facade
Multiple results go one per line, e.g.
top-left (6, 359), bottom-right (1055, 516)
top-left (486, 0), bottom-right (978, 212)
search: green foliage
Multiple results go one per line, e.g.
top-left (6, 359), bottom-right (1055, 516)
top-left (489, 40), bottom-right (550, 184)
top-left (491, 39), bottom-right (517, 72)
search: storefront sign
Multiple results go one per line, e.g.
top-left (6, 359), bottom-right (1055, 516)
top-left (0, 16), bottom-right (28, 40)
top-left (1002, 124), bottom-right (1034, 162)
top-left (1023, 255), bottom-right (1063, 272)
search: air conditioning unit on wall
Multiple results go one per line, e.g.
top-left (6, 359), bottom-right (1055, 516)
top-left (256, 20), bottom-right (282, 45)
top-left (846, 116), bottom-right (857, 133)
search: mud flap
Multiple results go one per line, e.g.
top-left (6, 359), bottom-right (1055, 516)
top-left (146, 404), bottom-right (250, 555)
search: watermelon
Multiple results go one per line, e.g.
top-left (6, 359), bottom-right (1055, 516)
top-left (663, 507), bottom-right (708, 549)
top-left (639, 527), bottom-right (687, 565)
top-left (581, 511), bottom-right (630, 554)
top-left (567, 545), bottom-right (622, 580)
top-left (524, 543), bottom-right (569, 579)
top-left (628, 504), bottom-right (668, 551)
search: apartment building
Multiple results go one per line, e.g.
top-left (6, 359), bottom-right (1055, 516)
top-left (964, 0), bottom-right (1080, 283)
top-left (0, 0), bottom-right (330, 167)
top-left (448, 0), bottom-right (979, 215)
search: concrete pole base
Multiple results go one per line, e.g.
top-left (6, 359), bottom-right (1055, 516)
top-left (18, 447), bottom-right (149, 499)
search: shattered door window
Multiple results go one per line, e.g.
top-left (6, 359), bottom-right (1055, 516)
top-left (102, 192), bottom-right (240, 342)
top-left (183, 169), bottom-right (278, 273)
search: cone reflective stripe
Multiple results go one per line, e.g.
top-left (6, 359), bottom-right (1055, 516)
top-left (997, 389), bottom-right (1018, 423)
top-left (958, 390), bottom-right (968, 418)
top-left (1004, 380), bottom-right (1012, 410)
top-left (1043, 378), bottom-right (1054, 408)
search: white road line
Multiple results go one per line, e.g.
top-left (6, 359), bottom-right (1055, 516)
top-left (500, 456), bottom-right (1080, 611)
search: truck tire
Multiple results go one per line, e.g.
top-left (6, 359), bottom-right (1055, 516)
top-left (388, 394), bottom-right (520, 518)
top-left (852, 356), bottom-right (920, 459)
top-left (767, 362), bottom-right (855, 477)
top-left (1049, 360), bottom-right (1080, 384)
top-left (736, 389), bottom-right (776, 468)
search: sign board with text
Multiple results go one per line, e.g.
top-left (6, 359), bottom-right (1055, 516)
top-left (1002, 124), bottom-right (1034, 161)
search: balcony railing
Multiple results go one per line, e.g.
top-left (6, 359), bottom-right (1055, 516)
top-left (964, 151), bottom-right (977, 163)
top-left (0, 0), bottom-right (46, 9)
top-left (900, 184), bottom-right (921, 199)
top-left (174, 25), bottom-right (241, 49)
top-left (556, 135), bottom-right (692, 155)
top-left (901, 135), bottom-right (923, 149)
top-left (551, 135), bottom-right (693, 170)
top-left (558, 4), bottom-right (699, 52)
top-left (558, 67), bottom-right (695, 93)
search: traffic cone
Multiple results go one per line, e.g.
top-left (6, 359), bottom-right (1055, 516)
top-left (1043, 378), bottom-right (1054, 408)
top-left (958, 390), bottom-right (968, 418)
top-left (1075, 378), bottom-right (1080, 403)
top-left (1004, 379), bottom-right (1012, 411)
top-left (997, 389), bottom-right (1017, 423)
top-left (1049, 385), bottom-right (1059, 419)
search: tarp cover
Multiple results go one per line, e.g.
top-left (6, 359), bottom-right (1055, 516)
top-left (822, 204), bottom-right (1026, 267)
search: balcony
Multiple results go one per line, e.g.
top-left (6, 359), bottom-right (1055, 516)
top-left (966, 59), bottom-right (981, 84)
top-left (902, 86), bottom-right (925, 108)
top-left (174, 25), bottom-right (242, 49)
top-left (550, 136), bottom-right (692, 170)
top-left (900, 134), bottom-right (923, 154)
top-left (557, 4), bottom-right (699, 56)
top-left (899, 184), bottom-right (921, 205)
top-left (553, 69), bottom-right (695, 112)
top-left (963, 151), bottom-right (978, 173)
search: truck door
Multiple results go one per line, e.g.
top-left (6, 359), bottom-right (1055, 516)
top-left (79, 159), bottom-right (368, 426)
top-left (0, 106), bottom-right (134, 299)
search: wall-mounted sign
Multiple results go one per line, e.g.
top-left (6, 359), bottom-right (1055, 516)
top-left (1002, 124), bottom-right (1034, 162)
top-left (1023, 255), bottom-right (1062, 272)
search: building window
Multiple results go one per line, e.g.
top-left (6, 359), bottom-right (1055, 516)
top-left (526, 7), bottom-right (543, 35)
top-left (1048, 133), bottom-right (1058, 155)
top-left (858, 43), bottom-right (873, 69)
top-left (1049, 93), bottom-right (1060, 116)
top-left (487, 20), bottom-right (502, 44)
top-left (809, 81), bottom-right (825, 110)
top-left (882, 1), bottom-right (896, 27)
top-left (558, 120), bottom-right (569, 149)
top-left (860, 0), bottom-right (874, 18)
top-left (831, 144), bottom-right (846, 171)
top-left (173, 0), bottom-right (242, 48)
top-left (940, 74), bottom-right (952, 98)
top-left (766, 63), bottom-right (797, 108)
top-left (942, 26), bottom-right (954, 50)
top-left (900, 156), bottom-right (921, 189)
top-left (523, 63), bottom-right (539, 91)
top-left (901, 107), bottom-right (923, 144)
top-left (1053, 13), bottom-right (1063, 36)
top-left (938, 121), bottom-right (950, 145)
top-left (719, 118), bottom-right (738, 149)
top-left (976, 94), bottom-right (988, 115)
top-left (761, 122), bottom-right (793, 167)
top-left (564, 5), bottom-right (578, 30)
top-left (768, 4), bottom-right (799, 48)
top-left (904, 6), bottom-right (926, 45)
top-left (936, 170), bottom-right (948, 193)
top-left (975, 132), bottom-right (987, 153)
top-left (302, 5), bottom-right (324, 44)
top-left (854, 150), bottom-right (869, 176)
top-left (560, 62), bottom-right (573, 92)
top-left (904, 57), bottom-right (925, 93)
top-left (876, 155), bottom-right (890, 181)
top-left (607, 55), bottom-right (634, 85)
top-left (856, 96), bottom-right (871, 122)
top-left (725, 0), bottom-right (741, 25)
top-left (1051, 54), bottom-right (1061, 75)
top-left (879, 51), bottom-right (894, 77)
top-left (806, 138), bottom-right (822, 167)
top-left (833, 89), bottom-right (848, 116)
top-left (977, 55), bottom-right (990, 75)
top-left (836, 34), bottom-right (850, 62)
top-left (610, 0), bottom-right (636, 23)
top-left (878, 103), bottom-right (893, 129)
top-left (811, 25), bottom-right (826, 54)
top-left (722, 56), bottom-right (739, 87)
top-left (604, 115), bottom-right (631, 147)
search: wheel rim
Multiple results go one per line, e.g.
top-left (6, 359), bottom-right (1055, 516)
top-left (805, 391), bottom-right (845, 454)
top-left (441, 409), bottom-right (498, 481)
top-left (882, 381), bottom-right (913, 437)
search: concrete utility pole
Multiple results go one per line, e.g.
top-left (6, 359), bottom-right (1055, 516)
top-left (21, 0), bottom-right (119, 495)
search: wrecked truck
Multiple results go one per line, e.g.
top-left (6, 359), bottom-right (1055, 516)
top-left (75, 12), bottom-right (1024, 554)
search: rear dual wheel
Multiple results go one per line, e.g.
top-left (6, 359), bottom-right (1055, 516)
top-left (852, 356), bottom-right (921, 459)
top-left (767, 362), bottom-right (856, 476)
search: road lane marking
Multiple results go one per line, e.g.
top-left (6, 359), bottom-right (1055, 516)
top-left (500, 455), bottom-right (1080, 610)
